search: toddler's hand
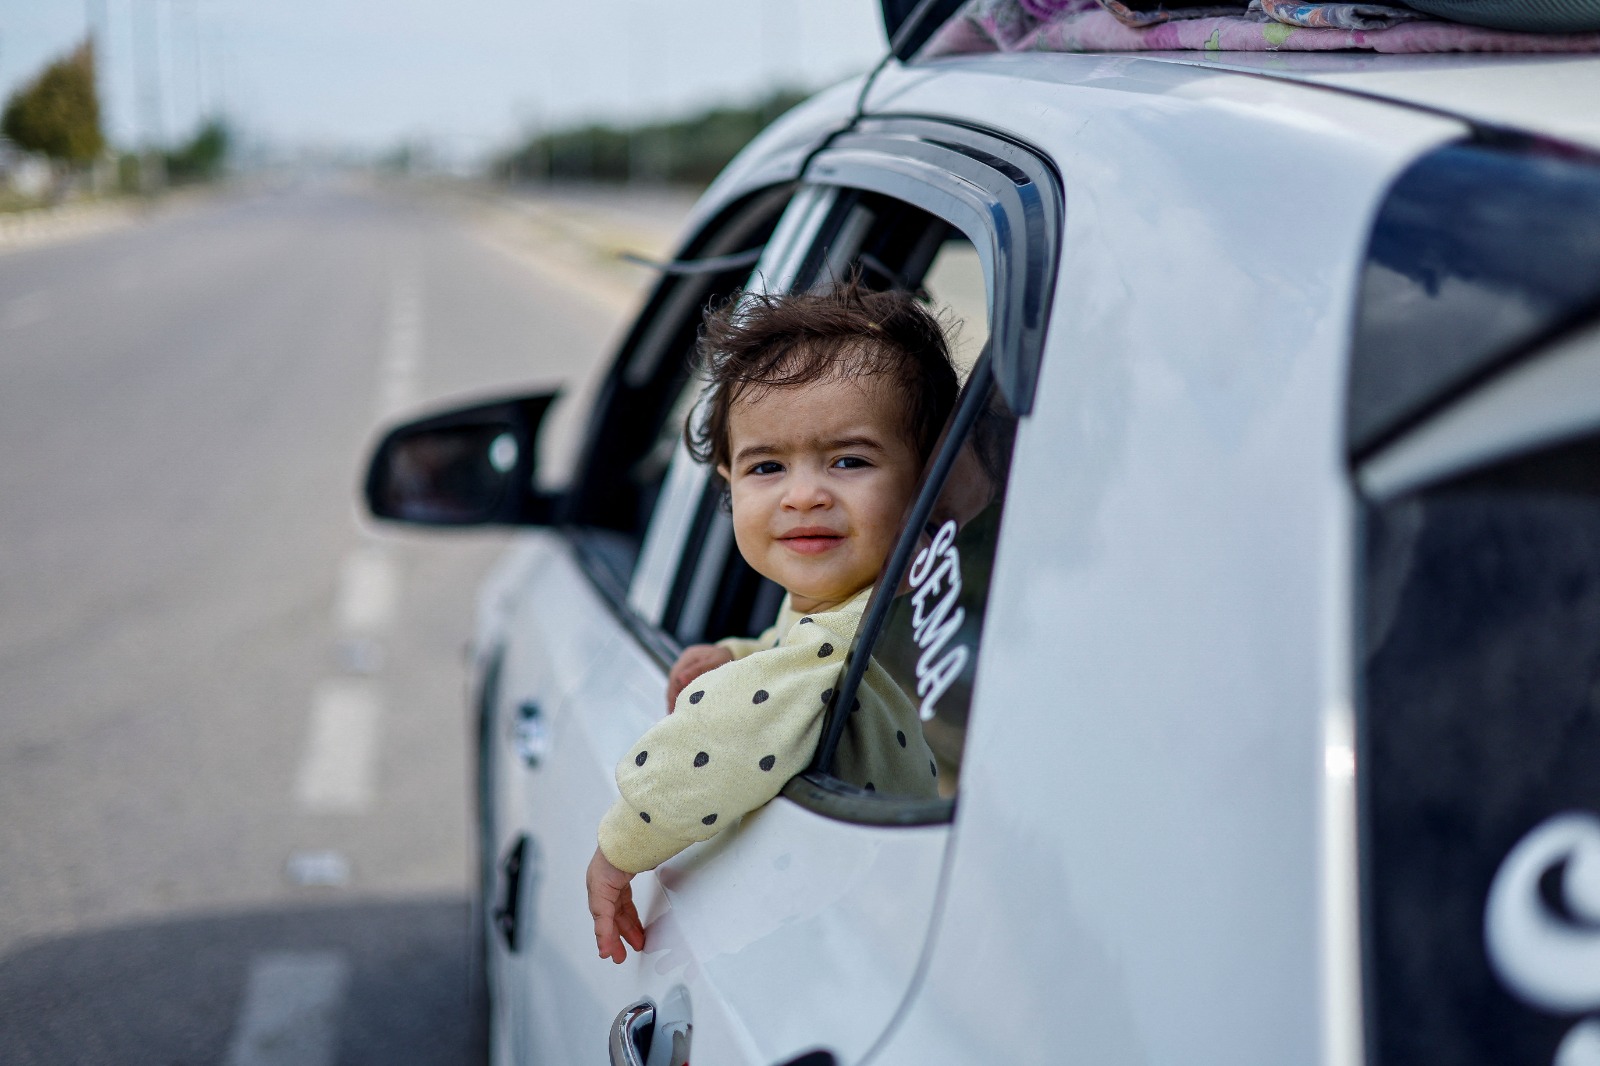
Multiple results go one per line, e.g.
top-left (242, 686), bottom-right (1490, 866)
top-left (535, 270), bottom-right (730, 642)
top-left (587, 846), bottom-right (645, 964)
top-left (666, 643), bottom-right (733, 711)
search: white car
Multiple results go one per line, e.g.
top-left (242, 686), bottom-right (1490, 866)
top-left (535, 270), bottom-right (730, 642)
top-left (363, 4), bottom-right (1600, 1063)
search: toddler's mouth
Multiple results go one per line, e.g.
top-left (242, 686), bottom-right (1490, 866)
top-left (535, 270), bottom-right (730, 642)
top-left (779, 527), bottom-right (844, 555)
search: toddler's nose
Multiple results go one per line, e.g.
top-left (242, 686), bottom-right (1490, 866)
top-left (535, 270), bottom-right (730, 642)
top-left (781, 470), bottom-right (832, 510)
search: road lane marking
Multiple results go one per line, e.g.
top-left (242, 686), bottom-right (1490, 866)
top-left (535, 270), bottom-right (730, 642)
top-left (290, 267), bottom-right (422, 816)
top-left (224, 951), bottom-right (350, 1066)
top-left (335, 545), bottom-right (397, 635)
top-left (375, 266), bottom-right (422, 420)
top-left (284, 850), bottom-right (352, 887)
top-left (295, 679), bottom-right (381, 812)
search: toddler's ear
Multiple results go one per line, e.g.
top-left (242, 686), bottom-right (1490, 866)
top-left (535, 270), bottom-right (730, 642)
top-left (716, 465), bottom-right (730, 483)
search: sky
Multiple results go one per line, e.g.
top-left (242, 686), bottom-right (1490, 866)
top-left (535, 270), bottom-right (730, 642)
top-left (0, 1), bottom-right (889, 161)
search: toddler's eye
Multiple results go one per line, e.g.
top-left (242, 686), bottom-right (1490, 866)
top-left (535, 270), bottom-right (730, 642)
top-left (750, 461), bottom-right (783, 476)
top-left (832, 456), bottom-right (870, 469)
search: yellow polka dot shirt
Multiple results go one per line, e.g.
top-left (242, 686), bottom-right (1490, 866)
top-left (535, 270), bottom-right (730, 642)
top-left (597, 587), bottom-right (870, 874)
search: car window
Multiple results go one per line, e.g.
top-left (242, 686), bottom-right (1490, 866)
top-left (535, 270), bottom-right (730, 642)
top-left (825, 363), bottom-right (1017, 798)
top-left (630, 187), bottom-right (839, 633)
top-left (921, 237), bottom-right (988, 376)
top-left (657, 192), bottom-right (1013, 800)
top-left (1355, 308), bottom-right (1600, 1066)
top-left (655, 120), bottom-right (1060, 823)
top-left (1361, 425), bottom-right (1600, 1066)
top-left (562, 185), bottom-right (797, 591)
top-left (660, 193), bottom-right (994, 650)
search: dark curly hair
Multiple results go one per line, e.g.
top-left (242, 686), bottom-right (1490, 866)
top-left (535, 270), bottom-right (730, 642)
top-left (686, 279), bottom-right (959, 477)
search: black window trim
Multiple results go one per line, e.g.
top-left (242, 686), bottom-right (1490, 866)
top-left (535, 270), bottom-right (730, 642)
top-left (785, 355), bottom-right (1001, 827)
top-left (570, 529), bottom-right (681, 673)
top-left (1345, 131), bottom-right (1600, 464)
top-left (804, 116), bottom-right (1061, 417)
top-left (562, 183), bottom-right (798, 534)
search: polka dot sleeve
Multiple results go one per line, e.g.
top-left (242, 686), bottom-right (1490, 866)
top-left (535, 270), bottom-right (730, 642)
top-left (597, 589), bottom-right (868, 874)
top-left (713, 596), bottom-right (799, 661)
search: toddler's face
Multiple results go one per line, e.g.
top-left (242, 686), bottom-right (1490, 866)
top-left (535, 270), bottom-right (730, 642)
top-left (718, 372), bottom-right (922, 615)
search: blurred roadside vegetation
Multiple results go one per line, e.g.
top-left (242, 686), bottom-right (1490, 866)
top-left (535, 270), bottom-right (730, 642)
top-left (1, 39), bottom-right (103, 205)
top-left (493, 88), bottom-right (809, 187)
top-left (159, 120), bottom-right (232, 186)
top-left (1, 36), bottom-right (230, 212)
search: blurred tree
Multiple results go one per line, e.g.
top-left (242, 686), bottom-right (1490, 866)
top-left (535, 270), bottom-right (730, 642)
top-left (1, 40), bottom-right (105, 172)
top-left (164, 119), bottom-right (231, 184)
top-left (497, 88), bottom-right (809, 187)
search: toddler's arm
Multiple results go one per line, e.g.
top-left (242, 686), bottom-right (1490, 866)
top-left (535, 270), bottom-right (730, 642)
top-left (665, 644), bottom-right (733, 711)
top-left (603, 622), bottom-right (844, 869)
top-left (586, 846), bottom-right (645, 964)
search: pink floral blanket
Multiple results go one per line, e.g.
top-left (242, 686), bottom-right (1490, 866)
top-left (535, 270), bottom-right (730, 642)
top-left (924, 0), bottom-right (1600, 53)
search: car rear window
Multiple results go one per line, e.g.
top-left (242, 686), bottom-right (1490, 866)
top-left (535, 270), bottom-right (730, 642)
top-left (1360, 428), bottom-right (1600, 1066)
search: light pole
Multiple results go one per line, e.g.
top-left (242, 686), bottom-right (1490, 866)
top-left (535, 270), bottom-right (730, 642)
top-left (84, 0), bottom-right (109, 192)
top-left (134, 0), bottom-right (166, 193)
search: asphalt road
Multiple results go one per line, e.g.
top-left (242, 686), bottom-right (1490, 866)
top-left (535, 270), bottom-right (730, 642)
top-left (0, 178), bottom-right (693, 1065)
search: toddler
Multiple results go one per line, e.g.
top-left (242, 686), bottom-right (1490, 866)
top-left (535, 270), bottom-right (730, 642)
top-left (586, 280), bottom-right (958, 964)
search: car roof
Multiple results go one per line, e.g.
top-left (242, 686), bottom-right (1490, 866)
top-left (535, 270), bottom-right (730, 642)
top-left (1138, 51), bottom-right (1600, 151)
top-left (685, 47), bottom-right (1600, 249)
top-left (917, 50), bottom-right (1600, 152)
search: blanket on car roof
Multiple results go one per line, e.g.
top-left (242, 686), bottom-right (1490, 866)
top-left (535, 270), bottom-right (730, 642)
top-left (923, 0), bottom-right (1600, 54)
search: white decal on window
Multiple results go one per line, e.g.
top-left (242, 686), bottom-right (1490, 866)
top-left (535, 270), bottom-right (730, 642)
top-left (907, 519), bottom-right (968, 721)
top-left (1484, 810), bottom-right (1600, 1063)
top-left (908, 520), bottom-right (957, 586)
top-left (1557, 1019), bottom-right (1600, 1066)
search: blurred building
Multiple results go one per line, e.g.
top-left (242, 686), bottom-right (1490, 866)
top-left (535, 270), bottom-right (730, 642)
top-left (0, 136), bottom-right (54, 200)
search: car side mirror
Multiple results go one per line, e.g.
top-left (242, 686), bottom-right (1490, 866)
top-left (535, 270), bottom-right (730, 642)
top-left (363, 390), bottom-right (561, 526)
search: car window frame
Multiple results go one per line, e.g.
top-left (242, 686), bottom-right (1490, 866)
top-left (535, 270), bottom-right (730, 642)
top-left (629, 186), bottom-right (842, 635)
top-left (777, 119), bottom-right (1062, 826)
top-left (574, 118), bottom-right (1062, 822)
top-left (563, 183), bottom-right (825, 671)
top-left (560, 183), bottom-right (802, 590)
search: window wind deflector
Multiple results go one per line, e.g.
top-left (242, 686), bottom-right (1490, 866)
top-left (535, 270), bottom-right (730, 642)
top-left (618, 247), bottom-right (765, 275)
top-left (1347, 137), bottom-right (1600, 461)
top-left (883, 0), bottom-right (968, 60)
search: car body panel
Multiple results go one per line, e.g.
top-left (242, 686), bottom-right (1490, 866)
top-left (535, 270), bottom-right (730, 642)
top-left (875, 51), bottom-right (1600, 152)
top-left (1145, 52), bottom-right (1600, 151)
top-left (478, 538), bottom-right (625, 1066)
top-left (497, 540), bottom-right (953, 1066)
top-left (851, 57), bottom-right (1464, 1066)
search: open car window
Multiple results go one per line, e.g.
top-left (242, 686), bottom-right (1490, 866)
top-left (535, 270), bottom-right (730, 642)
top-left (651, 120), bottom-right (1059, 823)
top-left (661, 191), bottom-right (1018, 810)
top-left (627, 186), bottom-right (839, 632)
top-left (660, 192), bottom-right (994, 649)
top-left (825, 360), bottom-right (1018, 799)
top-left (562, 184), bottom-right (801, 597)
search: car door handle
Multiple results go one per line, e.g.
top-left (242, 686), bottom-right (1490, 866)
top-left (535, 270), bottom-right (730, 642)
top-left (514, 700), bottom-right (548, 767)
top-left (609, 999), bottom-right (654, 1066)
top-left (492, 835), bottom-right (528, 952)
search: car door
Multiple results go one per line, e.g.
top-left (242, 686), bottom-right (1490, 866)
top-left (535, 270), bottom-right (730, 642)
top-left (513, 121), bottom-right (1061, 1066)
top-left (475, 181), bottom-right (806, 1066)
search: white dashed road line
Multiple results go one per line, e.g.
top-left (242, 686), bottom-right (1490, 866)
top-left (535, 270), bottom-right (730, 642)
top-left (296, 679), bottom-right (382, 813)
top-left (335, 544), bottom-right (398, 635)
top-left (224, 951), bottom-right (351, 1066)
top-left (375, 265), bottom-right (422, 421)
top-left (291, 264), bottom-right (423, 816)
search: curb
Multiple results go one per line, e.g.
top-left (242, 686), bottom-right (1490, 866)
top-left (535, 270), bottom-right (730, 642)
top-left (0, 199), bottom-right (141, 254)
top-left (446, 182), bottom-right (700, 319)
